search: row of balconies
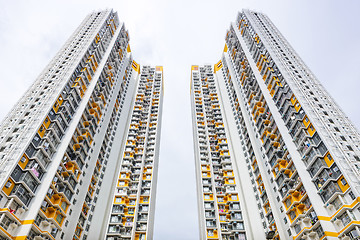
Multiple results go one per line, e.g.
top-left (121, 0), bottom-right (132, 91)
top-left (227, 40), bottom-right (316, 236)
top-left (106, 79), bottom-right (161, 235)
top-left (245, 26), bottom-right (351, 212)
top-left (35, 42), bottom-right (132, 239)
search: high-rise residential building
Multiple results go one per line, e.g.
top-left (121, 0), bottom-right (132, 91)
top-left (191, 9), bottom-right (360, 240)
top-left (0, 9), bottom-right (163, 240)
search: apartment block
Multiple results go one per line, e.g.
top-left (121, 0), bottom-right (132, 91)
top-left (0, 9), bottom-right (163, 240)
top-left (191, 9), bottom-right (360, 240)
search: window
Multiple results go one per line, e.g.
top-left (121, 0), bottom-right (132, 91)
top-left (232, 203), bottom-right (240, 210)
top-left (341, 178), bottom-right (347, 186)
top-left (289, 210), bottom-right (296, 220)
top-left (204, 203), bottom-right (212, 209)
top-left (0, 215), bottom-right (12, 229)
top-left (20, 155), bottom-right (27, 163)
top-left (61, 201), bottom-right (68, 211)
top-left (56, 214), bottom-right (63, 224)
top-left (5, 181), bottom-right (12, 188)
top-left (206, 220), bottom-right (215, 227)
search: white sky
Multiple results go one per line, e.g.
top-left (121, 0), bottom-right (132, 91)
top-left (0, 0), bottom-right (360, 239)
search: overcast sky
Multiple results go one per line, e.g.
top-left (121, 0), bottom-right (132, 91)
top-left (1, 0), bottom-right (360, 239)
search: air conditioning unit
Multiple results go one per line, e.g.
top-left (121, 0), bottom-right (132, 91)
top-left (9, 222), bottom-right (18, 229)
top-left (334, 219), bottom-right (342, 225)
top-left (308, 231), bottom-right (318, 238)
top-left (41, 220), bottom-right (50, 227)
top-left (326, 203), bottom-right (334, 210)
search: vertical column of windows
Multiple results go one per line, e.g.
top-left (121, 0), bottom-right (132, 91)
top-left (73, 62), bottom-right (134, 240)
top-left (105, 66), bottom-right (161, 240)
top-left (192, 66), bottom-right (247, 240)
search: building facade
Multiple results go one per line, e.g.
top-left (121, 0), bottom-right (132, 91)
top-left (0, 9), bottom-right (163, 240)
top-left (191, 10), bottom-right (360, 240)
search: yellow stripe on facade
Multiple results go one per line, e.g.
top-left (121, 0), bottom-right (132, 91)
top-left (317, 216), bottom-right (331, 221)
top-left (0, 225), bottom-right (12, 238)
top-left (293, 197), bottom-right (360, 239)
top-left (32, 223), bottom-right (56, 240)
top-left (0, 208), bottom-right (34, 225)
top-left (329, 197), bottom-right (360, 220)
top-left (14, 237), bottom-right (27, 240)
top-left (21, 219), bottom-right (34, 225)
top-left (339, 221), bottom-right (360, 235)
top-left (324, 231), bottom-right (338, 237)
top-left (293, 226), bottom-right (311, 239)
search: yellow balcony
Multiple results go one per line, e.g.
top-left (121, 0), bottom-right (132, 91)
top-left (306, 124), bottom-right (316, 136)
top-left (118, 180), bottom-right (129, 187)
top-left (43, 116), bottom-right (51, 129)
top-left (18, 154), bottom-right (29, 170)
top-left (206, 229), bottom-right (218, 239)
top-left (202, 171), bottom-right (211, 178)
top-left (135, 233), bottom-right (146, 240)
top-left (294, 101), bottom-right (302, 112)
top-left (204, 194), bottom-right (214, 201)
top-left (38, 124), bottom-right (46, 138)
top-left (122, 216), bottom-right (134, 226)
top-left (264, 202), bottom-right (270, 213)
top-left (73, 144), bottom-right (80, 152)
top-left (324, 153), bottom-right (334, 167)
top-left (272, 141), bottom-right (280, 148)
top-left (283, 169), bottom-right (292, 177)
top-left (140, 196), bottom-right (149, 203)
top-left (225, 178), bottom-right (236, 185)
top-left (228, 194), bottom-right (238, 201)
top-left (278, 159), bottom-right (288, 169)
top-left (269, 134), bottom-right (277, 140)
top-left (50, 193), bottom-right (61, 205)
top-left (2, 179), bottom-right (15, 196)
top-left (338, 176), bottom-right (350, 193)
top-left (259, 183), bottom-right (265, 194)
top-left (219, 214), bottom-right (227, 222)
top-left (142, 174), bottom-right (152, 180)
top-left (119, 172), bottom-right (130, 179)
top-left (45, 206), bottom-right (56, 218)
